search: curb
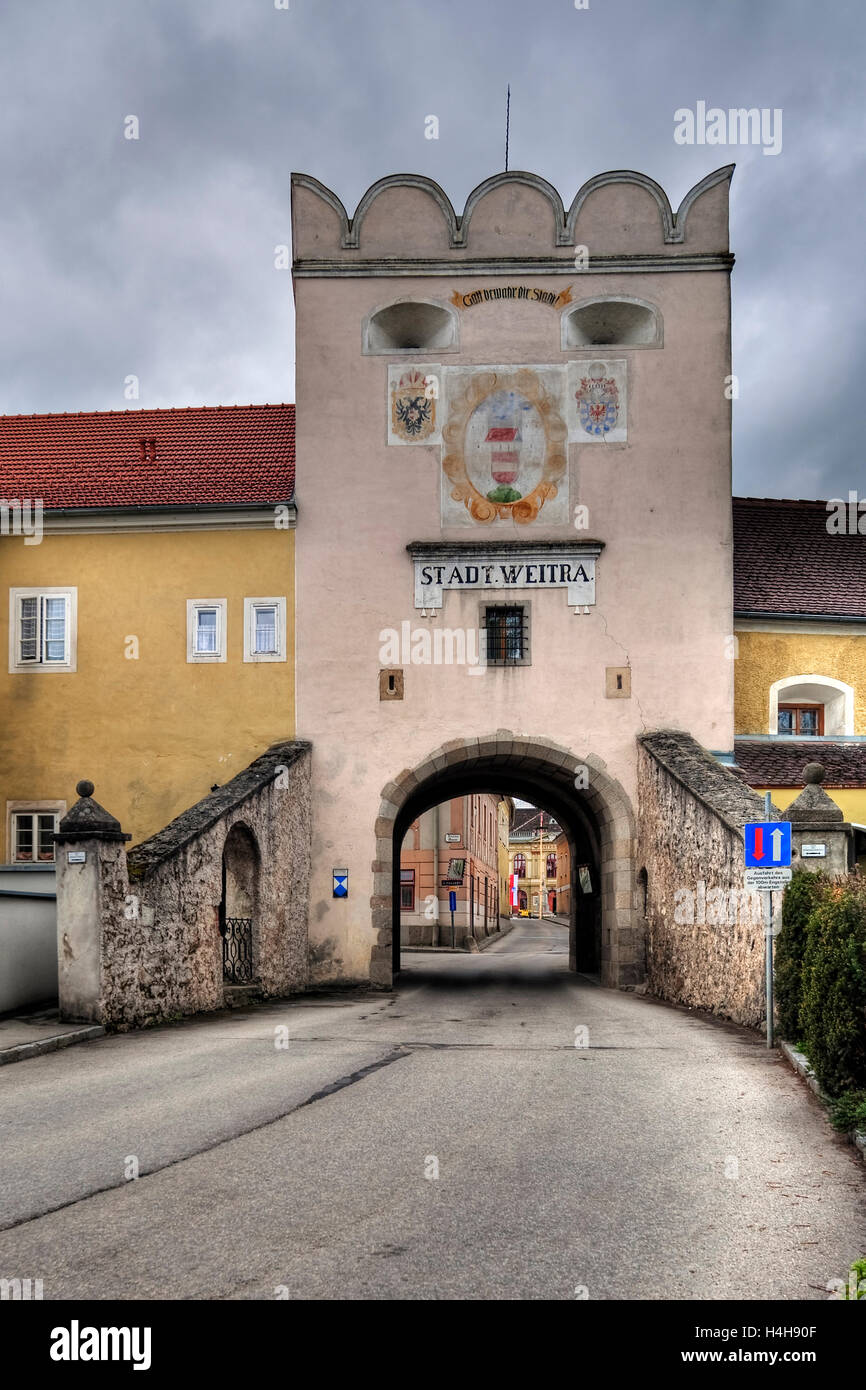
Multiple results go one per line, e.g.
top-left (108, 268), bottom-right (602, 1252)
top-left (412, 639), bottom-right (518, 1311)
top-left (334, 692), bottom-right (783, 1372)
top-left (779, 1040), bottom-right (866, 1165)
top-left (402, 921), bottom-right (517, 955)
top-left (478, 922), bottom-right (516, 950)
top-left (0, 1025), bottom-right (105, 1067)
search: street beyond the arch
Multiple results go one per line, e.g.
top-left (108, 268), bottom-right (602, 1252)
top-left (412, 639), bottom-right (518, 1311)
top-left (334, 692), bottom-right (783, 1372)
top-left (1, 919), bottom-right (863, 1301)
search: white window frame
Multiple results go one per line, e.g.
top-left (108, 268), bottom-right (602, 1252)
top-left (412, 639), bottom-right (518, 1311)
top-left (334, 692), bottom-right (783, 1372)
top-left (9, 587), bottom-right (77, 673)
top-left (6, 800), bottom-right (66, 864)
top-left (187, 599), bottom-right (227, 663)
top-left (243, 597), bottom-right (287, 663)
top-left (769, 674), bottom-right (854, 736)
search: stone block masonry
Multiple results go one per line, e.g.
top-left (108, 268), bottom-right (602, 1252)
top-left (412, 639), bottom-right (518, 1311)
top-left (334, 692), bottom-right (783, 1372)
top-left (637, 731), bottom-right (769, 1028)
top-left (55, 742), bottom-right (311, 1029)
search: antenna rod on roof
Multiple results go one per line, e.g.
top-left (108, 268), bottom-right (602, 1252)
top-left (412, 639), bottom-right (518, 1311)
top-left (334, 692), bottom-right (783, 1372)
top-left (505, 84), bottom-right (511, 172)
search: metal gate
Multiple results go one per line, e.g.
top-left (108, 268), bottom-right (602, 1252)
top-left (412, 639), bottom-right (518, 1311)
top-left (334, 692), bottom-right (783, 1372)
top-left (222, 917), bottom-right (253, 983)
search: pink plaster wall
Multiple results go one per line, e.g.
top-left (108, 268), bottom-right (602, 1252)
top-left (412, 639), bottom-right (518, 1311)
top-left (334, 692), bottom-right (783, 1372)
top-left (292, 171), bottom-right (734, 984)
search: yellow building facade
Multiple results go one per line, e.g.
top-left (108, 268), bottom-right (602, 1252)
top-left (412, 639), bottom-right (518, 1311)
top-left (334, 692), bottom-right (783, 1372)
top-left (1, 526), bottom-right (294, 852)
top-left (0, 404), bottom-right (296, 858)
top-left (733, 498), bottom-right (866, 828)
top-left (508, 809), bottom-right (559, 916)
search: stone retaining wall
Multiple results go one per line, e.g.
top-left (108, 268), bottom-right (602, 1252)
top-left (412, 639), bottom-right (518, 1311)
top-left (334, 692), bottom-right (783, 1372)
top-left (637, 731), bottom-right (769, 1028)
top-left (55, 741), bottom-right (311, 1029)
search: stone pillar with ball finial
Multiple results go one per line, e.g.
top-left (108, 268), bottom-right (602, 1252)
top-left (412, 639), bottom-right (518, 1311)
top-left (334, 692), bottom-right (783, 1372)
top-left (786, 762), bottom-right (853, 877)
top-left (53, 780), bottom-right (131, 1022)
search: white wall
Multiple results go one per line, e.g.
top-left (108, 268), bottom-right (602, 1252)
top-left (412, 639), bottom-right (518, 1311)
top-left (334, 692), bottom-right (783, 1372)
top-left (0, 868), bottom-right (57, 1013)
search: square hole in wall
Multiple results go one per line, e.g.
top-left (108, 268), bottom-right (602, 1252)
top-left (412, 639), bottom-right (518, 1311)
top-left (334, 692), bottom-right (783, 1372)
top-left (380, 669), bottom-right (404, 701)
top-left (605, 667), bottom-right (631, 698)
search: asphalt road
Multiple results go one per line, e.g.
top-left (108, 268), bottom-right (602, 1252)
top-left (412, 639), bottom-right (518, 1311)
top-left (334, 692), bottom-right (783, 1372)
top-left (1, 920), bottom-right (864, 1300)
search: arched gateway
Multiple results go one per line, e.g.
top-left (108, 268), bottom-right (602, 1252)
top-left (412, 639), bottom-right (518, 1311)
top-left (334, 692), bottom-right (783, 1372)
top-left (376, 734), bottom-right (636, 988)
top-left (292, 167), bottom-right (735, 995)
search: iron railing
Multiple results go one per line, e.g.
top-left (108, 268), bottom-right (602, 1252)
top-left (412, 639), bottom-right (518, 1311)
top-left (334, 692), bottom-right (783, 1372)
top-left (222, 917), bottom-right (253, 983)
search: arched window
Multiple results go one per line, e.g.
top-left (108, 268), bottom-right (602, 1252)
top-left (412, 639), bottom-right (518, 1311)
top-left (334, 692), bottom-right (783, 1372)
top-left (514, 852), bottom-right (526, 878)
top-left (769, 675), bottom-right (854, 737)
top-left (546, 852), bottom-right (557, 878)
top-left (562, 296), bottom-right (662, 349)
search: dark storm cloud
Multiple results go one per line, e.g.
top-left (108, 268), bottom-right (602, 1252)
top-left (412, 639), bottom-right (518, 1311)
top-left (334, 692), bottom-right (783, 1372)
top-left (1, 0), bottom-right (864, 497)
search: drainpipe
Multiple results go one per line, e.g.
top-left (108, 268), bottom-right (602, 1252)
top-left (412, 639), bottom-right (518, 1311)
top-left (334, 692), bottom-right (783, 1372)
top-left (432, 803), bottom-right (440, 947)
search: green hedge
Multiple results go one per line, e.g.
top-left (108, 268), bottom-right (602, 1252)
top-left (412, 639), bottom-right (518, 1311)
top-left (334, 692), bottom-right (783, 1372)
top-left (775, 869), bottom-right (826, 1040)
top-left (775, 871), bottom-right (866, 1098)
top-left (800, 880), bottom-right (866, 1096)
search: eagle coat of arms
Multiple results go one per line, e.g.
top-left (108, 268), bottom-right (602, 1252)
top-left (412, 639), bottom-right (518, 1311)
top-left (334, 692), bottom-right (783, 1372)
top-left (391, 368), bottom-right (437, 443)
top-left (574, 375), bottom-right (620, 437)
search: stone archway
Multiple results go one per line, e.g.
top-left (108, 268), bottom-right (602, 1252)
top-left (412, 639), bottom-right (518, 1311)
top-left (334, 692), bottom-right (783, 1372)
top-left (371, 732), bottom-right (638, 990)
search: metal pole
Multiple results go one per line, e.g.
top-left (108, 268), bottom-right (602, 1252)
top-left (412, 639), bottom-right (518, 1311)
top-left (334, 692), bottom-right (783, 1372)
top-left (538, 811), bottom-right (544, 919)
top-left (764, 790), bottom-right (774, 1048)
top-left (432, 803), bottom-right (440, 948)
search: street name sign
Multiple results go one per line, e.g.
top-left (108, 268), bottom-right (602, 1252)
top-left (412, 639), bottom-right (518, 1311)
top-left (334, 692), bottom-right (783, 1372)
top-left (744, 821), bottom-right (791, 868)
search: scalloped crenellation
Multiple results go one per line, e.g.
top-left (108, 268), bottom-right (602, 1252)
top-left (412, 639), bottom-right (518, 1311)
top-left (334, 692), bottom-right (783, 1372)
top-left (291, 167), bottom-right (734, 262)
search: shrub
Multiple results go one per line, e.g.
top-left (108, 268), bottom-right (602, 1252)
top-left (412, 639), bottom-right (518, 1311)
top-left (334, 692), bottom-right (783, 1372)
top-left (774, 869), bottom-right (827, 1040)
top-left (800, 879), bottom-right (866, 1097)
top-left (829, 1089), bottom-right (866, 1134)
top-left (831, 1258), bottom-right (866, 1300)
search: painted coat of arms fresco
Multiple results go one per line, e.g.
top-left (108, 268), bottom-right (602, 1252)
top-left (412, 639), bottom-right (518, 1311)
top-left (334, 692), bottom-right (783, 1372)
top-left (567, 359), bottom-right (627, 444)
top-left (441, 367), bottom-right (568, 525)
top-left (388, 365), bottom-right (441, 445)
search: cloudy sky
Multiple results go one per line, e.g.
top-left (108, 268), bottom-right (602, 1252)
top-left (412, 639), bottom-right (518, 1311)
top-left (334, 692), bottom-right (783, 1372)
top-left (1, 0), bottom-right (864, 497)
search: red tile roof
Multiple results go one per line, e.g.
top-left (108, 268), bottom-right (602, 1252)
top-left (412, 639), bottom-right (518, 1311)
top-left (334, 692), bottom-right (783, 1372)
top-left (510, 807), bottom-right (562, 835)
top-left (733, 497), bottom-right (866, 619)
top-left (734, 739), bottom-right (866, 789)
top-left (0, 404), bottom-right (294, 510)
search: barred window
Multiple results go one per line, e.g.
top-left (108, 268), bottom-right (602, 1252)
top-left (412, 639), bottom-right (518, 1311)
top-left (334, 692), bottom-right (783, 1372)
top-left (484, 605), bottom-right (529, 665)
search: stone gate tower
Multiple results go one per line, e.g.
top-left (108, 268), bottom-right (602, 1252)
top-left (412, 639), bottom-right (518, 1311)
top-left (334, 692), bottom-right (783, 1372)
top-left (291, 165), bottom-right (735, 989)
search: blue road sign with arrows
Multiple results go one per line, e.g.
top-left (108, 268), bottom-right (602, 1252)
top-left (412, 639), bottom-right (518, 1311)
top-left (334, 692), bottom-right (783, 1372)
top-left (744, 822), bottom-right (792, 868)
